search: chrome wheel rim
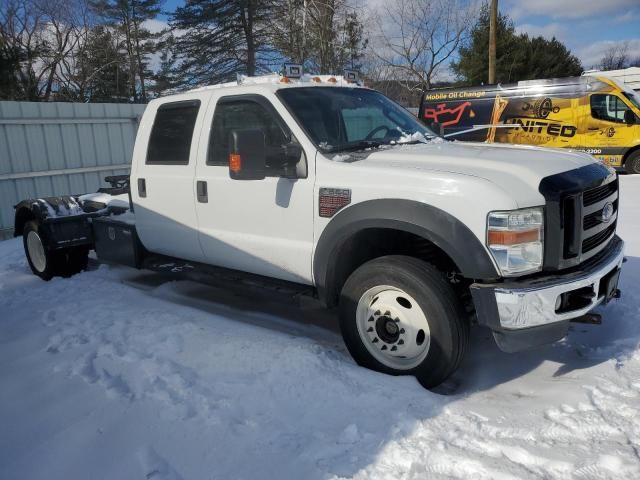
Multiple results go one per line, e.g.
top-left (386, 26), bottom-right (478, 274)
top-left (27, 230), bottom-right (47, 273)
top-left (356, 286), bottom-right (431, 370)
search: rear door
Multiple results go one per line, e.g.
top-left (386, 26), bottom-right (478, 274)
top-left (193, 92), bottom-right (315, 284)
top-left (131, 94), bottom-right (209, 262)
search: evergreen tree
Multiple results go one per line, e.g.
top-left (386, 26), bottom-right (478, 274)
top-left (91, 0), bottom-right (161, 102)
top-left (169, 0), bottom-right (272, 87)
top-left (0, 39), bottom-right (23, 99)
top-left (74, 25), bottom-right (132, 102)
top-left (452, 4), bottom-right (582, 85)
top-left (150, 33), bottom-right (176, 97)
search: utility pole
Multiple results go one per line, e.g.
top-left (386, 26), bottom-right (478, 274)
top-left (488, 0), bottom-right (497, 84)
top-left (301, 0), bottom-right (307, 66)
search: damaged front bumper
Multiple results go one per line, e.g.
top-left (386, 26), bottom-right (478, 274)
top-left (471, 236), bottom-right (624, 352)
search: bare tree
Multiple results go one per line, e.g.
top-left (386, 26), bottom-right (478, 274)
top-left (600, 42), bottom-right (630, 71)
top-left (269, 0), bottom-right (366, 74)
top-left (36, 0), bottom-right (87, 100)
top-left (368, 0), bottom-right (474, 91)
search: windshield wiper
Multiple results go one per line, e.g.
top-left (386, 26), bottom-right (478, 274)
top-left (326, 140), bottom-right (384, 153)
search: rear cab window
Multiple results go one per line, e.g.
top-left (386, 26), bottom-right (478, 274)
top-left (147, 100), bottom-right (201, 165)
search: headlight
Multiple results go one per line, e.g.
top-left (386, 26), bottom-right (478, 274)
top-left (487, 207), bottom-right (544, 276)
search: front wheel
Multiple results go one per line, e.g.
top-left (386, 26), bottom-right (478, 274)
top-left (625, 150), bottom-right (640, 175)
top-left (338, 255), bottom-right (469, 389)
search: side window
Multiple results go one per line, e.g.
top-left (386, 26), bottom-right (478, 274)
top-left (208, 98), bottom-right (293, 176)
top-left (146, 100), bottom-right (200, 165)
top-left (590, 94), bottom-right (630, 123)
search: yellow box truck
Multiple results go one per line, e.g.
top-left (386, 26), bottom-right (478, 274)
top-left (419, 76), bottom-right (640, 173)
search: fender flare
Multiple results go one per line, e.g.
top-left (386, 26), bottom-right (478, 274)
top-left (14, 196), bottom-right (92, 251)
top-left (313, 199), bottom-right (499, 305)
top-left (14, 199), bottom-right (49, 236)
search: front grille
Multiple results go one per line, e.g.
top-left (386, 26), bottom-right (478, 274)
top-left (582, 221), bottom-right (616, 253)
top-left (540, 163), bottom-right (618, 271)
top-left (583, 181), bottom-right (617, 206)
top-left (577, 179), bottom-right (618, 257)
top-left (583, 199), bottom-right (618, 230)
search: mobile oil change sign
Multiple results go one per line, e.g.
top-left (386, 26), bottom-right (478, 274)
top-left (420, 77), bottom-right (640, 167)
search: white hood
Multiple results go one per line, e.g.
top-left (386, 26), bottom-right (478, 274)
top-left (359, 141), bottom-right (599, 207)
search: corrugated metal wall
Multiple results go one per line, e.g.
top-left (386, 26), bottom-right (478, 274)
top-left (0, 101), bottom-right (147, 239)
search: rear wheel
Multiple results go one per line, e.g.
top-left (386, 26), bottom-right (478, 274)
top-left (625, 150), bottom-right (640, 175)
top-left (338, 255), bottom-right (469, 389)
top-left (23, 221), bottom-right (89, 280)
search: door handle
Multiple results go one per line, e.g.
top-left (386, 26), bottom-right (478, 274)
top-left (138, 178), bottom-right (147, 197)
top-left (197, 180), bottom-right (208, 203)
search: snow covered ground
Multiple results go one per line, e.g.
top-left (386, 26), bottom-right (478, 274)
top-left (1, 176), bottom-right (640, 480)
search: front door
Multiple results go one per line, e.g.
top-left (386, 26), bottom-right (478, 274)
top-left (583, 93), bottom-right (634, 167)
top-left (194, 93), bottom-right (315, 284)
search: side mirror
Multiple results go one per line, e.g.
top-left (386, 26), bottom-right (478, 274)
top-left (228, 129), bottom-right (266, 180)
top-left (624, 109), bottom-right (636, 126)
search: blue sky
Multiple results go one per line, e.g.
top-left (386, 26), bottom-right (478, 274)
top-left (150, 0), bottom-right (640, 72)
top-left (502, 0), bottom-right (640, 69)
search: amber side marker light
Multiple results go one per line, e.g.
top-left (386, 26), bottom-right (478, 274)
top-left (229, 153), bottom-right (241, 173)
top-left (488, 229), bottom-right (539, 245)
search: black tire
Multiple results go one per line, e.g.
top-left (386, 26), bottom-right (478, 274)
top-left (61, 246), bottom-right (90, 277)
top-left (23, 220), bottom-right (61, 280)
top-left (23, 221), bottom-right (89, 280)
top-left (339, 255), bottom-right (469, 390)
top-left (625, 150), bottom-right (640, 175)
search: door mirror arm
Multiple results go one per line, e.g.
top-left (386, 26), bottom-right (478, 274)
top-left (280, 142), bottom-right (304, 179)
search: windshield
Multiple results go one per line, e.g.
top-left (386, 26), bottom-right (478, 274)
top-left (277, 87), bottom-right (436, 153)
top-left (623, 91), bottom-right (640, 111)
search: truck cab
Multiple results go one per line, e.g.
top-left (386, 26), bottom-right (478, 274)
top-left (13, 72), bottom-right (625, 389)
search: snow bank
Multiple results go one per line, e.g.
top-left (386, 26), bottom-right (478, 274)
top-left (0, 177), bottom-right (639, 479)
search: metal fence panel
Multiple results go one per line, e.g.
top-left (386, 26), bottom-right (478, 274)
top-left (0, 101), bottom-right (146, 239)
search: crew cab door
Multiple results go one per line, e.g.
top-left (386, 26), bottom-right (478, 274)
top-left (194, 93), bottom-right (315, 284)
top-left (131, 94), bottom-right (209, 262)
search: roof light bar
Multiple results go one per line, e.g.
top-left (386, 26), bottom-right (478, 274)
top-left (283, 63), bottom-right (303, 79)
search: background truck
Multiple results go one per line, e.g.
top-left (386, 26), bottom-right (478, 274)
top-left (13, 72), bottom-right (624, 389)
top-left (419, 75), bottom-right (640, 174)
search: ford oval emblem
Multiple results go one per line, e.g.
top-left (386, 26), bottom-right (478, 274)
top-left (601, 202), bottom-right (614, 223)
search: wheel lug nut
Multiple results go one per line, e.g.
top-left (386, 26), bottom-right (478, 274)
top-left (384, 311), bottom-right (391, 316)
top-left (374, 310), bottom-right (381, 316)
top-left (394, 318), bottom-right (400, 323)
top-left (398, 339), bottom-right (404, 345)
top-left (399, 328), bottom-right (405, 334)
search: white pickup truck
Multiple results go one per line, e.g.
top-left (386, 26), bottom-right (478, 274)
top-left (13, 73), bottom-right (624, 389)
